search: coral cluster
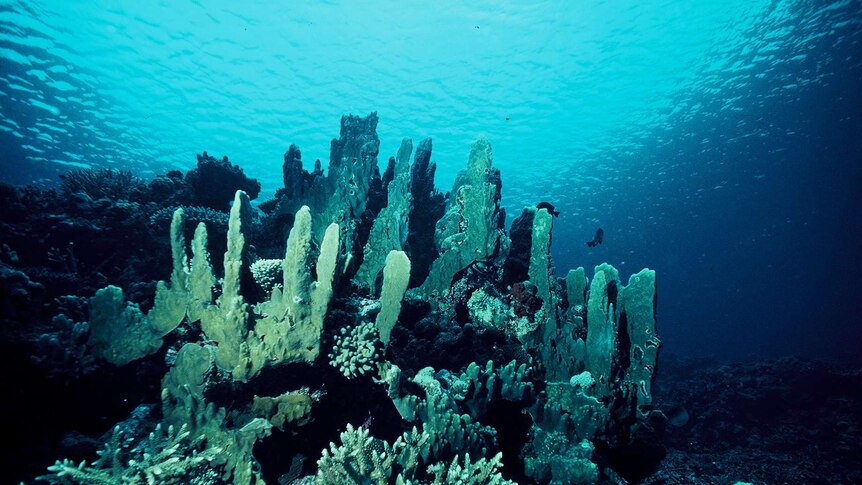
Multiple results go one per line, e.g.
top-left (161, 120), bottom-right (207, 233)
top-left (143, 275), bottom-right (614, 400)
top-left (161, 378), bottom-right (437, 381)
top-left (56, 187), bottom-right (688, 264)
top-left (25, 113), bottom-right (663, 484)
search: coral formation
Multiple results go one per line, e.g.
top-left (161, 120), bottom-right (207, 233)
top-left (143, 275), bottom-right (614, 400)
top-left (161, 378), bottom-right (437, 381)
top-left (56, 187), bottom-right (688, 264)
top-left (18, 113), bottom-right (662, 484)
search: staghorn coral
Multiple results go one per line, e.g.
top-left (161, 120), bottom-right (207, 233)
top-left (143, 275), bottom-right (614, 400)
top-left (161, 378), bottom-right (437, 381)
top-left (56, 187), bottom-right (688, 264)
top-left (41, 423), bottom-right (223, 485)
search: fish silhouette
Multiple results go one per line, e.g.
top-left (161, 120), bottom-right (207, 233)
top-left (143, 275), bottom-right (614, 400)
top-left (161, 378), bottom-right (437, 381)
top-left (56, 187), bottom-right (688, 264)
top-left (586, 228), bottom-right (604, 248)
top-left (536, 201), bottom-right (560, 217)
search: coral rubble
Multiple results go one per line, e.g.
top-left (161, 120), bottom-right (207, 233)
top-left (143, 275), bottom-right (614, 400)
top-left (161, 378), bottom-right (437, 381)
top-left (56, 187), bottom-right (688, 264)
top-left (12, 113), bottom-right (663, 484)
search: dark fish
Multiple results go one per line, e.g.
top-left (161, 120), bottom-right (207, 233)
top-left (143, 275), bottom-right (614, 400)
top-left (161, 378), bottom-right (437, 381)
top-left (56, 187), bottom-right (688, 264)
top-left (536, 201), bottom-right (560, 217)
top-left (666, 405), bottom-right (690, 428)
top-left (586, 228), bottom-right (604, 248)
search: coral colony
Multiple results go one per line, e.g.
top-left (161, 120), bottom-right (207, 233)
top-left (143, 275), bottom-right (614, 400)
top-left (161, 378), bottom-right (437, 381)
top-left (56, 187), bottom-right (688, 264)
top-left (37, 113), bottom-right (661, 484)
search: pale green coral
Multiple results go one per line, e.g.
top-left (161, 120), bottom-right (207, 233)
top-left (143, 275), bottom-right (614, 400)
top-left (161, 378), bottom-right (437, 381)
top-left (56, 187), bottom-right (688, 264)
top-left (161, 367), bottom-right (269, 485)
top-left (252, 390), bottom-right (313, 429)
top-left (41, 423), bottom-right (223, 485)
top-left (421, 452), bottom-right (515, 485)
top-left (87, 286), bottom-right (160, 366)
top-left (316, 424), bottom-right (397, 485)
top-left (161, 343), bottom-right (214, 427)
top-left (316, 425), bottom-right (513, 485)
top-left (253, 206), bottom-right (339, 371)
top-left (150, 218), bottom-right (216, 332)
top-left (329, 321), bottom-right (381, 378)
top-left (419, 137), bottom-right (508, 297)
top-left (356, 138), bottom-right (413, 290)
top-left (375, 250), bottom-right (411, 346)
top-left (180, 198), bottom-right (340, 381)
top-left (569, 371), bottom-right (595, 389)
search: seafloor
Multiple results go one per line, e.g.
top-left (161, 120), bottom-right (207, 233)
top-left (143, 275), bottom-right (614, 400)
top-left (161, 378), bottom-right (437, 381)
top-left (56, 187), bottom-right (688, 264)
top-left (1, 113), bottom-right (858, 484)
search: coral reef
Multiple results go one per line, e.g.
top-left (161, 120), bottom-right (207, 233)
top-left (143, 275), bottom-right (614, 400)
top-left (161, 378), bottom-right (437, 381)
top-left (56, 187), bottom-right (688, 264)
top-left (7, 113), bottom-right (664, 484)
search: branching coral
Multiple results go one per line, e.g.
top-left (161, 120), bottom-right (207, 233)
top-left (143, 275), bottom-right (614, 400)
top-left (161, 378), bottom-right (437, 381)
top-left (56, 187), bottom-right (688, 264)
top-left (59, 167), bottom-right (144, 200)
top-left (41, 423), bottom-right (223, 485)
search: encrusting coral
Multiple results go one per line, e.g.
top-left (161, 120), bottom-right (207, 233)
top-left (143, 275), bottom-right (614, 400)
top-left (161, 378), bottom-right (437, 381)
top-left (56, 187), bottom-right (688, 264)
top-left (38, 112), bottom-right (663, 484)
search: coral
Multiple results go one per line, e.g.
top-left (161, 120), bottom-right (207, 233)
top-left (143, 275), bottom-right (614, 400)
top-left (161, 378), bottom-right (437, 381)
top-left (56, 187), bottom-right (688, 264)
top-left (570, 371), bottom-right (596, 389)
top-left (501, 208), bottom-right (535, 286)
top-left (329, 321), bottom-right (381, 378)
top-left (160, 342), bottom-right (270, 485)
top-left (375, 250), bottom-right (411, 346)
top-left (186, 151), bottom-right (261, 210)
top-left (148, 205), bottom-right (229, 235)
top-left (316, 425), bottom-right (514, 485)
top-left (521, 255), bottom-right (661, 483)
top-left (249, 258), bottom-right (283, 295)
top-left (449, 360), bottom-right (533, 419)
top-left (523, 430), bottom-right (599, 485)
top-left (59, 167), bottom-right (145, 201)
top-left (31, 313), bottom-right (97, 378)
top-left (41, 423), bottom-right (223, 485)
top-left (423, 452), bottom-right (515, 485)
top-left (86, 286), bottom-right (161, 366)
top-left (161, 343), bottom-right (214, 427)
top-left (281, 144), bottom-right (317, 202)
top-left (405, 138), bottom-right (446, 288)
top-left (356, 139), bottom-right (414, 290)
top-left (252, 390), bottom-right (313, 429)
top-left (29, 114), bottom-right (663, 485)
top-left (274, 113), bottom-right (381, 264)
top-left (0, 261), bottom-right (44, 321)
top-left (466, 288), bottom-right (510, 331)
top-left (510, 281), bottom-right (542, 320)
top-left (252, 206), bottom-right (339, 374)
top-left (198, 191), bottom-right (259, 379)
top-left (316, 423), bottom-right (397, 484)
top-left (418, 137), bottom-right (508, 298)
top-left (382, 365), bottom-right (499, 464)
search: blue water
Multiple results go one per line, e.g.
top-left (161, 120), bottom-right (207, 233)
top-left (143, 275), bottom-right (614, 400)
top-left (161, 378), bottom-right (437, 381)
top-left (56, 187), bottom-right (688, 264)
top-left (2, 0), bottom-right (860, 361)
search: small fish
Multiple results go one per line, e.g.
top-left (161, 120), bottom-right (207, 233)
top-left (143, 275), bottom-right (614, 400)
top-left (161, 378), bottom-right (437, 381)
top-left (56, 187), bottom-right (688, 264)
top-left (536, 201), bottom-right (560, 217)
top-left (586, 228), bottom-right (604, 248)
top-left (666, 405), bottom-right (689, 427)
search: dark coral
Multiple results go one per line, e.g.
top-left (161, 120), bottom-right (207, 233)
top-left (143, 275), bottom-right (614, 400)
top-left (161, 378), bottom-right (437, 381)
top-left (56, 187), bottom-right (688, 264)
top-left (59, 167), bottom-right (145, 201)
top-left (405, 138), bottom-right (446, 288)
top-left (501, 208), bottom-right (534, 287)
top-left (186, 151), bottom-right (261, 210)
